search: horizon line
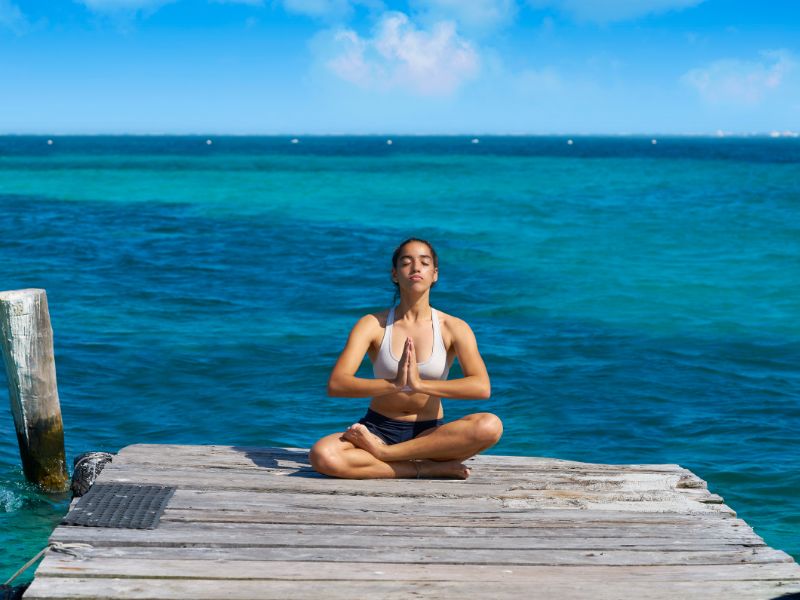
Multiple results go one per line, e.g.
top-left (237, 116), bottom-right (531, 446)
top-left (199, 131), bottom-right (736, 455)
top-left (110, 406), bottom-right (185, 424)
top-left (1, 131), bottom-right (799, 138)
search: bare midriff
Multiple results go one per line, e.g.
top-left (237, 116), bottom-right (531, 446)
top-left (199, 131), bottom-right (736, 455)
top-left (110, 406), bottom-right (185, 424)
top-left (369, 392), bottom-right (444, 422)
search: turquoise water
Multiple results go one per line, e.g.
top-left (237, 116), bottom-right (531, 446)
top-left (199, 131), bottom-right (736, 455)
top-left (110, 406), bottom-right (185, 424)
top-left (1, 136), bottom-right (798, 581)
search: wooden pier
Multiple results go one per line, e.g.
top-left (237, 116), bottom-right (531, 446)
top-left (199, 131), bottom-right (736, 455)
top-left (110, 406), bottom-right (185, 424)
top-left (24, 444), bottom-right (800, 599)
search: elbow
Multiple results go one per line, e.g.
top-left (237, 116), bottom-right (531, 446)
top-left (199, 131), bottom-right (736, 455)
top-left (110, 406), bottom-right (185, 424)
top-left (327, 377), bottom-right (343, 397)
top-left (478, 381), bottom-right (491, 399)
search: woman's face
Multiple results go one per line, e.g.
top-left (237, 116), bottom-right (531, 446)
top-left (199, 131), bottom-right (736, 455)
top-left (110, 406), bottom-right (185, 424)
top-left (392, 241), bottom-right (438, 293)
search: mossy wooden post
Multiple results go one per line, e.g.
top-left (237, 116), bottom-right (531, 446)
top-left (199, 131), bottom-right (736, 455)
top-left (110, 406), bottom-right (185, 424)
top-left (0, 288), bottom-right (69, 492)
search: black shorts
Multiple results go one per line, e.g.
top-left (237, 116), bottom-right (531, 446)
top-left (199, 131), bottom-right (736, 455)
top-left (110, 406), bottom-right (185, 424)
top-left (358, 408), bottom-right (443, 445)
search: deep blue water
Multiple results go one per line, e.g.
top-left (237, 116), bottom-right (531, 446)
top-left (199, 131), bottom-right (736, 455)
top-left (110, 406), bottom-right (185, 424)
top-left (1, 135), bottom-right (798, 582)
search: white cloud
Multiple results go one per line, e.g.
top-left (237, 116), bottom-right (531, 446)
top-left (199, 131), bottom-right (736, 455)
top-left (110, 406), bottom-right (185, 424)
top-left (528, 0), bottom-right (704, 23)
top-left (410, 0), bottom-right (517, 34)
top-left (325, 11), bottom-right (479, 96)
top-left (0, 0), bottom-right (28, 33)
top-left (682, 50), bottom-right (795, 106)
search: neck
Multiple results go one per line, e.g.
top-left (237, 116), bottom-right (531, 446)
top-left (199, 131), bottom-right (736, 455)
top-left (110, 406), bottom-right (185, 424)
top-left (397, 293), bottom-right (431, 321)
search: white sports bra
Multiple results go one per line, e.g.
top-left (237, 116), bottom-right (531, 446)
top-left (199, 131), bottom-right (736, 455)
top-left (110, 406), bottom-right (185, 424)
top-left (372, 306), bottom-right (452, 381)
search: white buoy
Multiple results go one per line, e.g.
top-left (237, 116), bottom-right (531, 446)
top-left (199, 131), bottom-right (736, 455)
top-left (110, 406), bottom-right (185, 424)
top-left (291, 138), bottom-right (299, 144)
top-left (386, 139), bottom-right (393, 145)
top-left (651, 139), bottom-right (657, 145)
top-left (471, 138), bottom-right (480, 144)
top-left (567, 139), bottom-right (574, 145)
top-left (46, 139), bottom-right (53, 146)
top-left (206, 139), bottom-right (212, 145)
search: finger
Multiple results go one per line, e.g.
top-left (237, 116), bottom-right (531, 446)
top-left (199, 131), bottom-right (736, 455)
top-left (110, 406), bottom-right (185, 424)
top-left (402, 341), bottom-right (411, 364)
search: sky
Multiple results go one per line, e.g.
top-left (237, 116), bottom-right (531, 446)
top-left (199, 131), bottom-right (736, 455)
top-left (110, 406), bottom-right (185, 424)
top-left (1, 0), bottom-right (799, 134)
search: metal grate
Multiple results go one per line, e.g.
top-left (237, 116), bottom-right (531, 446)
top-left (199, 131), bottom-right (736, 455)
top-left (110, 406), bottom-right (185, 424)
top-left (61, 483), bottom-right (175, 529)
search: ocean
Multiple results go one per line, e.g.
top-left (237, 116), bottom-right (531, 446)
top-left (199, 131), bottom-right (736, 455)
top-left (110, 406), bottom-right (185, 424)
top-left (1, 135), bottom-right (798, 582)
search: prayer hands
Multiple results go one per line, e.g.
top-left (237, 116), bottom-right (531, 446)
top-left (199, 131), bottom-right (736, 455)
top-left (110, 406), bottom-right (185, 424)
top-left (405, 338), bottom-right (422, 391)
top-left (394, 338), bottom-right (410, 391)
top-left (395, 337), bottom-right (421, 393)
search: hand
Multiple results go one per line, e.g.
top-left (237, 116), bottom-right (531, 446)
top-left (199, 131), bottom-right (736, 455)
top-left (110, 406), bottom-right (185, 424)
top-left (393, 337), bottom-right (411, 391)
top-left (406, 337), bottom-right (422, 392)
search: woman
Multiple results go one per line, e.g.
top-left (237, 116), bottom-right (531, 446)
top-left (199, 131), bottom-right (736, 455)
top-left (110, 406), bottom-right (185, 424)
top-left (309, 238), bottom-right (503, 479)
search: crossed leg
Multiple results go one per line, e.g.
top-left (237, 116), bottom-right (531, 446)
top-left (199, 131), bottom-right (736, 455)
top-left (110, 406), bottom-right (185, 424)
top-left (308, 412), bottom-right (503, 480)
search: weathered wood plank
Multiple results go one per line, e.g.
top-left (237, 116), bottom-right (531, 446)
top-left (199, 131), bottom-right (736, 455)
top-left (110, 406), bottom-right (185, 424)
top-left (112, 453), bottom-right (692, 477)
top-left (49, 523), bottom-right (767, 551)
top-left (117, 444), bottom-right (690, 473)
top-left (167, 490), bottom-right (736, 523)
top-left (150, 518), bottom-right (763, 541)
top-left (162, 488), bottom-right (737, 516)
top-left (95, 467), bottom-right (731, 513)
top-left (39, 539), bottom-right (794, 566)
top-left (144, 510), bottom-right (738, 529)
top-left (98, 469), bottom-right (720, 503)
top-left (160, 510), bottom-right (737, 527)
top-left (35, 557), bottom-right (800, 583)
top-left (24, 575), bottom-right (800, 600)
top-left (105, 459), bottom-right (701, 488)
top-left (66, 497), bottom-right (742, 528)
top-left (102, 463), bottom-right (712, 502)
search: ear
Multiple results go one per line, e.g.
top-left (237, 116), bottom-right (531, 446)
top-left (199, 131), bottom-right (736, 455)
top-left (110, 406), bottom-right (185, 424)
top-left (391, 267), bottom-right (398, 283)
top-left (433, 268), bottom-right (439, 283)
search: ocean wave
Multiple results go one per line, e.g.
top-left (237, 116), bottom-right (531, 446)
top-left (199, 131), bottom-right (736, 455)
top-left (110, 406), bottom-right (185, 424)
top-left (0, 486), bottom-right (24, 513)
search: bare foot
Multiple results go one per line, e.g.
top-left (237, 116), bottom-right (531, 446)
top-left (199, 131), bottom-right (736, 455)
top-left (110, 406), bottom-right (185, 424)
top-left (342, 424), bottom-right (388, 460)
top-left (415, 460), bottom-right (470, 480)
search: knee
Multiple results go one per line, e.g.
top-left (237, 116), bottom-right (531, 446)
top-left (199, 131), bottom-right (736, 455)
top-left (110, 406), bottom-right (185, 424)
top-left (473, 413), bottom-right (503, 447)
top-left (308, 441), bottom-right (345, 477)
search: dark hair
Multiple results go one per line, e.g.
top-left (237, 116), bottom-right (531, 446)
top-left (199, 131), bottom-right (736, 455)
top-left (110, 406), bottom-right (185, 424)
top-left (391, 238), bottom-right (438, 302)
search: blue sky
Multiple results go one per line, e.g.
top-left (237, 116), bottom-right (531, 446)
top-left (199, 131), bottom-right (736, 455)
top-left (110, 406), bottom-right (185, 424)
top-left (1, 0), bottom-right (799, 134)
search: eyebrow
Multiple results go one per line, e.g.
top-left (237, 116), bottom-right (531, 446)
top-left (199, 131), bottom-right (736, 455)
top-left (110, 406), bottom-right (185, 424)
top-left (400, 254), bottom-right (432, 260)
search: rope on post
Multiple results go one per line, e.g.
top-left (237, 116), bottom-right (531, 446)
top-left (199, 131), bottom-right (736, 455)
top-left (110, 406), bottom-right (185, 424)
top-left (2, 542), bottom-right (94, 587)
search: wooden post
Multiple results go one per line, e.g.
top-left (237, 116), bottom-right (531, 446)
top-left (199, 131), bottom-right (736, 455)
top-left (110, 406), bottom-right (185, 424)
top-left (0, 289), bottom-right (69, 492)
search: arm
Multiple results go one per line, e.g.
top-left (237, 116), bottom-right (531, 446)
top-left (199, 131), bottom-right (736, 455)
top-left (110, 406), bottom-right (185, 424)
top-left (407, 318), bottom-right (491, 400)
top-left (327, 315), bottom-right (404, 398)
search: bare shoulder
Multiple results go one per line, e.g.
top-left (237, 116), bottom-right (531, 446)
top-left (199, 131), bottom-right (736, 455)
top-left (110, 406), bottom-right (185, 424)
top-left (352, 311), bottom-right (386, 330)
top-left (372, 308), bottom-right (391, 328)
top-left (437, 310), bottom-right (469, 331)
top-left (436, 310), bottom-right (476, 344)
top-left (349, 310), bottom-right (388, 342)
